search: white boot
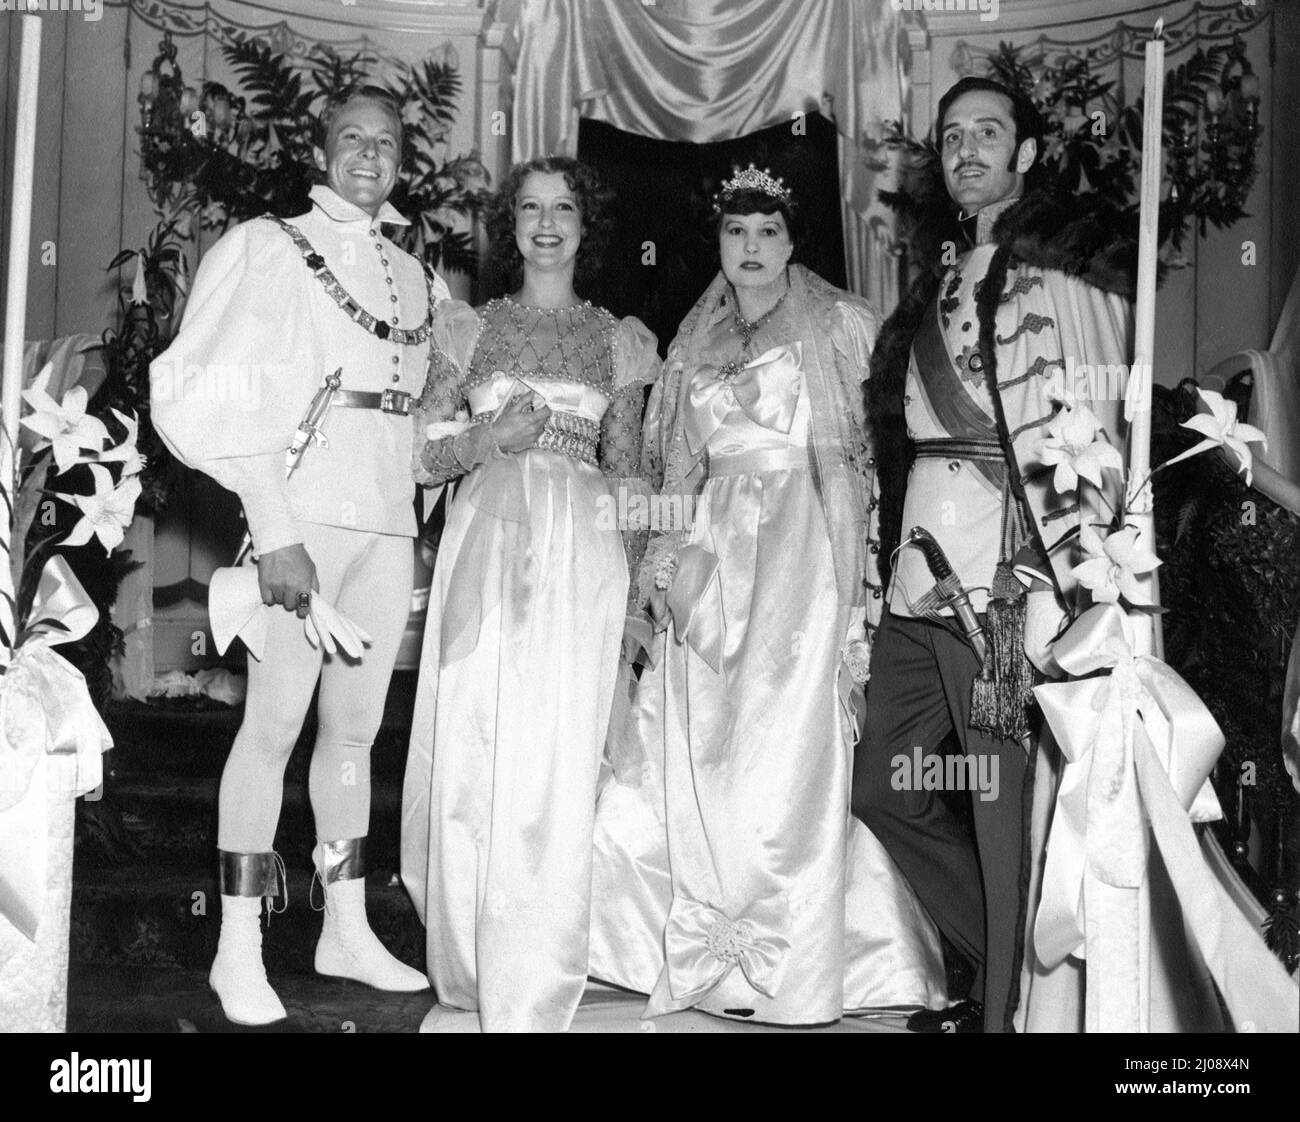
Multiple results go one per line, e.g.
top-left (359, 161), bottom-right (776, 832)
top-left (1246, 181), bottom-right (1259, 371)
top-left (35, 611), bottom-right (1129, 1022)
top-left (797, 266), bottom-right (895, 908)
top-left (313, 837), bottom-right (429, 992)
top-left (209, 850), bottom-right (287, 1026)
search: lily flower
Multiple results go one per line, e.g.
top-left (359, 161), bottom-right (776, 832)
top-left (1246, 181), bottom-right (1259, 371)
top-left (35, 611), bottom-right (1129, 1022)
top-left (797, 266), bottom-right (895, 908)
top-left (1164, 388), bottom-right (1267, 485)
top-left (20, 364), bottom-right (110, 473)
top-left (57, 464), bottom-right (142, 554)
top-left (131, 252), bottom-right (149, 306)
top-left (1071, 523), bottom-right (1161, 605)
top-left (1036, 404), bottom-right (1124, 493)
top-left (96, 409), bottom-right (147, 476)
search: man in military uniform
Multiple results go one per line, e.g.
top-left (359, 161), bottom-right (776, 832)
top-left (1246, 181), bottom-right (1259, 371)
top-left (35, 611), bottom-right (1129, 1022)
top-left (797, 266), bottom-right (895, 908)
top-left (853, 77), bottom-right (1132, 1033)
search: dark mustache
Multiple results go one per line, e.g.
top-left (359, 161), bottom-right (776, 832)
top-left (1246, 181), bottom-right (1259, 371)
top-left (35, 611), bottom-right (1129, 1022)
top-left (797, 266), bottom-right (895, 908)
top-left (955, 162), bottom-right (989, 173)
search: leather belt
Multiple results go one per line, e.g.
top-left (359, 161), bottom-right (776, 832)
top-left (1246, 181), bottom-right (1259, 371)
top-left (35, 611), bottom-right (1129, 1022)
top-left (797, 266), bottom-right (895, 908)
top-left (331, 388), bottom-right (413, 416)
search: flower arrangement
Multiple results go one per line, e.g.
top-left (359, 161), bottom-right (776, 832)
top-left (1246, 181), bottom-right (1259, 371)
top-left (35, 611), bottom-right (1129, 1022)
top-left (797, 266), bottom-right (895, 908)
top-left (1041, 388), bottom-right (1264, 615)
top-left (4, 362), bottom-right (144, 645)
top-left (0, 361), bottom-right (141, 939)
top-left (1025, 387), bottom-right (1300, 1016)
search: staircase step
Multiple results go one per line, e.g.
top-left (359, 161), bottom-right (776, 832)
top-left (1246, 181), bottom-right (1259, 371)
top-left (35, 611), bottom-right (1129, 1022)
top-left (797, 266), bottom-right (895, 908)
top-left (102, 671), bottom-right (419, 781)
top-left (71, 866), bottom-right (424, 978)
top-left (67, 962), bottom-right (432, 1033)
top-left (77, 776), bottom-right (405, 871)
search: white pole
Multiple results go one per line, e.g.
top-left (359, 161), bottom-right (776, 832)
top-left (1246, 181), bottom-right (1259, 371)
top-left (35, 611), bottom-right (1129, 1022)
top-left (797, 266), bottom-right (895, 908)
top-left (1126, 21), bottom-right (1165, 658)
top-left (0, 14), bottom-right (42, 664)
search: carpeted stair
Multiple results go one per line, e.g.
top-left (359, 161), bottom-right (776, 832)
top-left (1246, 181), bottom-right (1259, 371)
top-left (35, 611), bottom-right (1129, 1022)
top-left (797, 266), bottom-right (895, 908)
top-left (67, 672), bottom-right (428, 1033)
top-left (66, 671), bottom-right (915, 1034)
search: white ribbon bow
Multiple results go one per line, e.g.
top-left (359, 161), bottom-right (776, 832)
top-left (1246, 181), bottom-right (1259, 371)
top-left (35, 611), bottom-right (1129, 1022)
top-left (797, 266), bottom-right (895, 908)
top-left (1033, 603), bottom-right (1299, 1032)
top-left (661, 895), bottom-right (791, 1006)
top-left (0, 557), bottom-right (112, 940)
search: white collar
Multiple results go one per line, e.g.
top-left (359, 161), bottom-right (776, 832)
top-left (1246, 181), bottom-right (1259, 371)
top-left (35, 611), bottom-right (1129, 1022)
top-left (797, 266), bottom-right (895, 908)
top-left (966, 194), bottom-right (1021, 246)
top-left (309, 184), bottom-right (409, 228)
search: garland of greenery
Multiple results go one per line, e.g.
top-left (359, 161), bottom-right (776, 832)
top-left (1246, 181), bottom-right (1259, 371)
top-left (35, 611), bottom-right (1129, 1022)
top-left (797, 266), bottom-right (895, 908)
top-left (877, 39), bottom-right (1262, 278)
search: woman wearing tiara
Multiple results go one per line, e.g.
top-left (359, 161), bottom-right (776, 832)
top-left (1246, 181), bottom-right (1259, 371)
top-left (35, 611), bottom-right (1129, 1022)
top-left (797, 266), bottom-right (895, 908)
top-left (400, 156), bottom-right (658, 1032)
top-left (589, 166), bottom-right (946, 1025)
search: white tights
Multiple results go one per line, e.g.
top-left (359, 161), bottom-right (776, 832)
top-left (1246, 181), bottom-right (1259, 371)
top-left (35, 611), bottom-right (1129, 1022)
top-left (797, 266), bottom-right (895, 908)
top-left (216, 523), bottom-right (413, 853)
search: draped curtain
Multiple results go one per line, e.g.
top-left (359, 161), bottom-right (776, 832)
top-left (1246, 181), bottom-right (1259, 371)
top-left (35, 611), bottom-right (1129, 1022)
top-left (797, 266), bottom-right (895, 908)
top-left (504, 0), bottom-right (905, 312)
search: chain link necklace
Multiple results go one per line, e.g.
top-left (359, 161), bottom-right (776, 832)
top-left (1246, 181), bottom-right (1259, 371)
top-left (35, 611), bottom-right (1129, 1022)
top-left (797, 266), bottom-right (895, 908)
top-left (732, 287), bottom-right (789, 349)
top-left (719, 279), bottom-right (790, 383)
top-left (264, 214), bottom-right (434, 344)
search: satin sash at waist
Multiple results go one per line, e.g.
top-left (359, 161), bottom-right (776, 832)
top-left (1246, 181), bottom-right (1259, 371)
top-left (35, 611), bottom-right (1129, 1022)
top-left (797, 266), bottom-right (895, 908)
top-left (708, 446), bottom-right (809, 477)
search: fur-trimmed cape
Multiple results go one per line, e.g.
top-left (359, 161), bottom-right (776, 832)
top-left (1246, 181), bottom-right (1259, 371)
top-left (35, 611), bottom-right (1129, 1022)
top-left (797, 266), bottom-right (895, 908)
top-left (866, 189), bottom-right (1138, 590)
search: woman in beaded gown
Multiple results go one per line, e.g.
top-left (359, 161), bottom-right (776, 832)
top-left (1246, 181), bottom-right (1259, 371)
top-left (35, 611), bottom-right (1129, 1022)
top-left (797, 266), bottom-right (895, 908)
top-left (400, 158), bottom-right (658, 1032)
top-left (587, 170), bottom-right (946, 1025)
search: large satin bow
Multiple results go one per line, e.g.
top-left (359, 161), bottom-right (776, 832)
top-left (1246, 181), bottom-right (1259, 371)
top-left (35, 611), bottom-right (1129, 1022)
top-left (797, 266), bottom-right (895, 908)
top-left (0, 557), bottom-right (112, 940)
top-left (664, 542), bottom-right (723, 672)
top-left (683, 343), bottom-right (803, 457)
top-left (661, 895), bottom-right (791, 1006)
top-left (1033, 603), bottom-right (1298, 1032)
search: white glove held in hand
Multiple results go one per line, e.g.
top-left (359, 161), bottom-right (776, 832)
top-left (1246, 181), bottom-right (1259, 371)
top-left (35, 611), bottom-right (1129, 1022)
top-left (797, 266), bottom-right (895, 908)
top-left (304, 598), bottom-right (374, 658)
top-left (1024, 588), bottom-right (1068, 678)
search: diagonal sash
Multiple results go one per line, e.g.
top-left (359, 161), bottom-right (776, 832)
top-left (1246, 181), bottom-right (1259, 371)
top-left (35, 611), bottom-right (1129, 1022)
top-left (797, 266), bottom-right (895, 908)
top-left (911, 299), bottom-right (1003, 492)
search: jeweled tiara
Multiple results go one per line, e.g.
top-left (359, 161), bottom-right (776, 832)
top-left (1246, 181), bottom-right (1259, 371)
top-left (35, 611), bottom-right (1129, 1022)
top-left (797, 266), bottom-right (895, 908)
top-left (714, 163), bottom-right (793, 211)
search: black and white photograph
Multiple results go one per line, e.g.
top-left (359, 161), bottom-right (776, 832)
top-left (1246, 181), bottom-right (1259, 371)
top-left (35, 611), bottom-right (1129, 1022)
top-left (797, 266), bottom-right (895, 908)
top-left (0, 0), bottom-right (1296, 1079)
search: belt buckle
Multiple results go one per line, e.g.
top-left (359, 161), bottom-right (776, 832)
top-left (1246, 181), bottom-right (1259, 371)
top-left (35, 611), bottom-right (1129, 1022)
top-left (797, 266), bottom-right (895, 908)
top-left (381, 389), bottom-right (411, 416)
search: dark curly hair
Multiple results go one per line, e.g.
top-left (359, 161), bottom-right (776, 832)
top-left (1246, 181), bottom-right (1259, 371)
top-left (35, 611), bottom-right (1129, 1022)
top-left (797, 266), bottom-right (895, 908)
top-left (484, 156), bottom-right (614, 296)
top-left (711, 185), bottom-right (805, 267)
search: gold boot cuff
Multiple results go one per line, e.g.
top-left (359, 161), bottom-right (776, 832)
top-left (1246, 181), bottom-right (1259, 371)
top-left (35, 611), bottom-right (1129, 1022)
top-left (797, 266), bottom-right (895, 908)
top-left (316, 836), bottom-right (368, 885)
top-left (217, 849), bottom-right (286, 903)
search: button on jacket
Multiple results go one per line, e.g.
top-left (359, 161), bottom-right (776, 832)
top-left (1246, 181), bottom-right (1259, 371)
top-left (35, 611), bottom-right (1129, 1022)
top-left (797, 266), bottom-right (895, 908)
top-left (151, 185), bottom-right (448, 555)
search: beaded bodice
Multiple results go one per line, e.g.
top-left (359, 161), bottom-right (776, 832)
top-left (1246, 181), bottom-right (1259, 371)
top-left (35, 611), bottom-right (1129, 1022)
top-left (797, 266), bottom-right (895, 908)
top-left (466, 298), bottom-right (617, 396)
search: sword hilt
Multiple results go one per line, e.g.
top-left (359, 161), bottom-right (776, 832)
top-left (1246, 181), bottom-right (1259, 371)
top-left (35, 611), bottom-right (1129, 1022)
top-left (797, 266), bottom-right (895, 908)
top-left (285, 367), bottom-right (344, 471)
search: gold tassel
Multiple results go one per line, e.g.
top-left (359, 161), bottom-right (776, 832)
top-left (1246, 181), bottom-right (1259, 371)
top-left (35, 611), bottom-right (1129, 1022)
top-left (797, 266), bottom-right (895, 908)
top-left (970, 562), bottom-right (1036, 740)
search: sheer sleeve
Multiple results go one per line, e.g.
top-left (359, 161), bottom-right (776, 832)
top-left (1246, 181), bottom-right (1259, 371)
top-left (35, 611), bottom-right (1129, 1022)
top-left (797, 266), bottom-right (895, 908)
top-left (601, 316), bottom-right (660, 586)
top-left (601, 314), bottom-right (659, 477)
top-left (629, 278), bottom-right (723, 610)
top-left (831, 297), bottom-right (884, 669)
top-left (412, 300), bottom-right (492, 487)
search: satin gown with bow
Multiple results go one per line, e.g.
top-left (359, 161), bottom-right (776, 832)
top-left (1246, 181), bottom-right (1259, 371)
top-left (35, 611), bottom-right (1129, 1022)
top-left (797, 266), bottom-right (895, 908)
top-left (401, 299), bottom-right (658, 1032)
top-left (590, 314), bottom-right (946, 1025)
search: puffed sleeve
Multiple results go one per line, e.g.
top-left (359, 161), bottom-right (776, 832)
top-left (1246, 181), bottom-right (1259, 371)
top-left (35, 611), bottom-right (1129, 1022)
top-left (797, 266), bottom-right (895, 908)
top-left (412, 299), bottom-right (499, 487)
top-left (602, 316), bottom-right (660, 593)
top-left (829, 296), bottom-right (883, 382)
top-left (150, 218), bottom-right (317, 556)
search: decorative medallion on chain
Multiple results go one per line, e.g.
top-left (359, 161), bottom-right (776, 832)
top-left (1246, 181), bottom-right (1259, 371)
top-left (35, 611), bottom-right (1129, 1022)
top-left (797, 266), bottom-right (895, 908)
top-left (264, 215), bottom-right (435, 345)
